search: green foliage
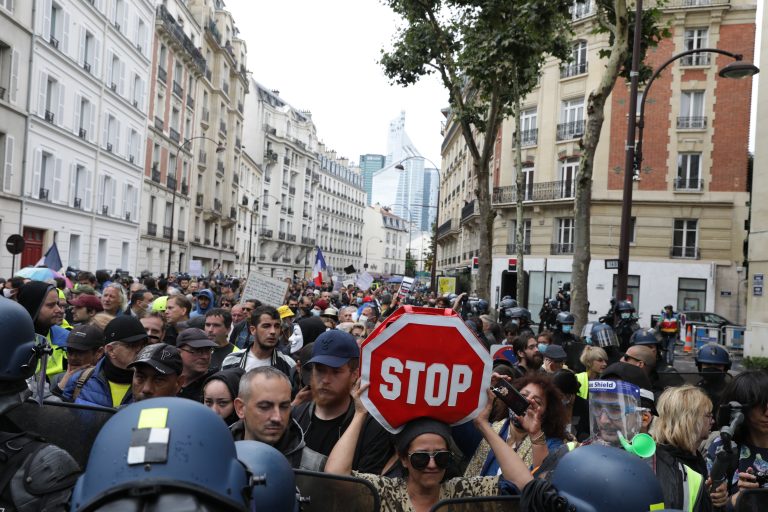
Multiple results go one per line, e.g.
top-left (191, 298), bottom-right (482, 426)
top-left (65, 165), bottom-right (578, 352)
top-left (743, 357), bottom-right (768, 371)
top-left (405, 249), bottom-right (416, 277)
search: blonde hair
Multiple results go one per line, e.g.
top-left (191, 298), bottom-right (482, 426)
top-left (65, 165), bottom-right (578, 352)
top-left (651, 385), bottom-right (712, 454)
top-left (579, 345), bottom-right (608, 368)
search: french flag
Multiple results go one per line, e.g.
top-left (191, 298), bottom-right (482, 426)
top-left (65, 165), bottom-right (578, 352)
top-left (312, 248), bottom-right (327, 286)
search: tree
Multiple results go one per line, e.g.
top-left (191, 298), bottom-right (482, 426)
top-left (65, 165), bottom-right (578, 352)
top-left (381, 0), bottom-right (573, 302)
top-left (405, 249), bottom-right (416, 277)
top-left (570, 0), bottom-right (667, 332)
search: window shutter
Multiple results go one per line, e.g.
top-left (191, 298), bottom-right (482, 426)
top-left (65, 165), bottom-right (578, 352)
top-left (61, 12), bottom-right (70, 55)
top-left (10, 49), bottom-right (19, 104)
top-left (106, 50), bottom-right (113, 86)
top-left (78, 26), bottom-right (85, 66)
top-left (31, 149), bottom-right (41, 198)
top-left (96, 174), bottom-right (104, 213)
top-left (115, 119), bottom-right (122, 155)
top-left (102, 113), bottom-right (108, 149)
top-left (53, 158), bottom-right (63, 203)
top-left (73, 93), bottom-right (81, 134)
top-left (93, 38), bottom-right (101, 78)
top-left (118, 61), bottom-right (125, 96)
top-left (84, 168), bottom-right (93, 211)
top-left (122, 182), bottom-right (128, 217)
top-left (3, 135), bottom-right (14, 192)
top-left (57, 82), bottom-right (65, 128)
top-left (69, 164), bottom-right (76, 206)
top-left (37, 71), bottom-right (47, 117)
top-left (109, 177), bottom-right (116, 214)
top-left (88, 101), bottom-right (96, 143)
top-left (41, 0), bottom-right (52, 41)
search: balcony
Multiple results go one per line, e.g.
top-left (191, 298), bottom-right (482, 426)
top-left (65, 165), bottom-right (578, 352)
top-left (520, 128), bottom-right (538, 147)
top-left (670, 246), bottom-right (700, 259)
top-left (177, 230), bottom-right (185, 242)
top-left (125, 211), bottom-right (132, 221)
top-left (78, 127), bottom-right (87, 139)
top-left (548, 242), bottom-right (573, 255)
top-left (155, 5), bottom-right (206, 73)
top-left (163, 226), bottom-right (172, 239)
top-left (180, 181), bottom-right (189, 195)
top-left (492, 180), bottom-right (575, 204)
top-left (49, 35), bottom-right (59, 49)
top-left (668, 0), bottom-right (731, 7)
top-left (287, 234), bottom-right (297, 242)
top-left (0, 86), bottom-right (5, 100)
top-left (278, 231), bottom-right (286, 240)
top-left (147, 222), bottom-right (157, 236)
top-left (674, 177), bottom-right (704, 192)
top-left (169, 127), bottom-right (180, 143)
top-left (73, 197), bottom-right (82, 209)
top-left (39, 188), bottom-right (50, 201)
top-left (561, 62), bottom-right (588, 79)
top-left (506, 243), bottom-right (532, 255)
top-left (676, 116), bottom-right (707, 130)
top-left (151, 167), bottom-right (161, 183)
top-left (154, 116), bottom-right (164, 130)
top-left (82, 62), bottom-right (91, 74)
top-left (301, 237), bottom-right (315, 246)
top-left (259, 229), bottom-right (273, 239)
top-left (45, 110), bottom-right (55, 123)
top-left (216, 160), bottom-right (225, 174)
top-left (230, 206), bottom-right (236, 219)
top-left (437, 219), bottom-right (455, 239)
top-left (106, 142), bottom-right (113, 153)
top-left (101, 205), bottom-right (109, 216)
top-left (166, 175), bottom-right (177, 190)
top-left (158, 66), bottom-right (167, 83)
top-left (172, 81), bottom-right (183, 98)
top-left (288, 186), bottom-right (296, 196)
top-left (680, 54), bottom-right (710, 67)
top-left (461, 200), bottom-right (478, 224)
top-left (213, 198), bottom-right (222, 212)
top-left (186, 94), bottom-right (194, 109)
top-left (196, 193), bottom-right (203, 207)
top-left (556, 120), bottom-right (585, 140)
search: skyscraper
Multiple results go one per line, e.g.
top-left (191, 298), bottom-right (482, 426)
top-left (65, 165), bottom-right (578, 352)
top-left (359, 154), bottom-right (385, 205)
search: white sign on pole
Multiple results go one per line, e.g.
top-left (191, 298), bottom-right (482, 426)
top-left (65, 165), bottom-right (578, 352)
top-left (356, 271), bottom-right (374, 291)
top-left (240, 272), bottom-right (289, 307)
top-left (189, 260), bottom-right (203, 276)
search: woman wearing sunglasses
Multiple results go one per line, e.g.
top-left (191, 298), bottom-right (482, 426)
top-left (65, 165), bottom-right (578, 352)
top-left (325, 382), bottom-right (534, 511)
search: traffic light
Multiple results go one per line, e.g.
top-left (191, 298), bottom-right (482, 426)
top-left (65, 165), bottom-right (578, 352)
top-left (508, 258), bottom-right (517, 272)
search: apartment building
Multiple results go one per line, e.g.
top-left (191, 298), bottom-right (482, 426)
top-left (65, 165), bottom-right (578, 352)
top-left (22, 0), bottom-right (153, 274)
top-left (439, 0), bottom-right (756, 323)
top-left (0, 0), bottom-right (31, 274)
top-left (234, 149), bottom-right (262, 277)
top-left (139, 0), bottom-right (204, 276)
top-left (362, 204), bottom-right (408, 277)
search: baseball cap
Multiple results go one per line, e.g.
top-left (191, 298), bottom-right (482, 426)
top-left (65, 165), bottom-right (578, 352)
top-left (314, 299), bottom-right (329, 310)
top-left (542, 344), bottom-right (567, 363)
top-left (72, 284), bottom-right (97, 296)
top-left (277, 305), bottom-right (294, 319)
top-left (176, 328), bottom-right (217, 348)
top-left (128, 343), bottom-right (183, 375)
top-left (307, 330), bottom-right (360, 368)
top-left (66, 324), bottom-right (105, 351)
top-left (68, 294), bottom-right (104, 312)
top-left (104, 316), bottom-right (149, 344)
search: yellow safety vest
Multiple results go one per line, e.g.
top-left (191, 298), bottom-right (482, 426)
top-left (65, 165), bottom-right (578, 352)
top-left (682, 464), bottom-right (703, 512)
top-left (575, 372), bottom-right (589, 400)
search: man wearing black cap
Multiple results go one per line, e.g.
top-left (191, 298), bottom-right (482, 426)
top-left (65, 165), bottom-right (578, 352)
top-left (542, 344), bottom-right (568, 374)
top-left (176, 328), bottom-right (217, 402)
top-left (58, 316), bottom-right (149, 407)
top-left (52, 324), bottom-right (105, 393)
top-left (129, 343), bottom-right (186, 401)
top-left (292, 330), bottom-right (393, 472)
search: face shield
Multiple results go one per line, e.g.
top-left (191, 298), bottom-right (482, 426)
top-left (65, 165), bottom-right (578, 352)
top-left (580, 322), bottom-right (595, 345)
top-left (588, 380), bottom-right (641, 447)
top-left (591, 325), bottom-right (620, 348)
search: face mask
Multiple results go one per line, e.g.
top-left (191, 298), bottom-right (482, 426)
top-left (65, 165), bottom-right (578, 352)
top-left (700, 367), bottom-right (726, 384)
top-left (563, 325), bottom-right (573, 334)
top-left (359, 315), bottom-right (368, 325)
top-left (2, 288), bottom-right (14, 298)
top-left (621, 312), bottom-right (631, 319)
top-left (356, 298), bottom-right (363, 305)
top-left (538, 343), bottom-right (548, 354)
top-left (289, 306), bottom-right (298, 314)
top-left (311, 309), bottom-right (321, 316)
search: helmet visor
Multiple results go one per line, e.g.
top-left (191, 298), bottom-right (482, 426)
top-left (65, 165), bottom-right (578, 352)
top-left (592, 327), bottom-right (619, 348)
top-left (588, 380), bottom-right (641, 447)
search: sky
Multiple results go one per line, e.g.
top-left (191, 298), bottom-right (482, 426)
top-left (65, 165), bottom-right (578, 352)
top-left (225, 0), bottom-right (448, 167)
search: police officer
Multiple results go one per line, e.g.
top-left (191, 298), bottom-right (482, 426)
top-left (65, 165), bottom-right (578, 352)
top-left (235, 441), bottom-right (298, 512)
top-left (630, 328), bottom-right (684, 396)
top-left (614, 300), bottom-right (639, 352)
top-left (506, 306), bottom-right (535, 341)
top-left (694, 342), bottom-right (732, 418)
top-left (497, 296), bottom-right (518, 325)
top-left (0, 297), bottom-right (80, 511)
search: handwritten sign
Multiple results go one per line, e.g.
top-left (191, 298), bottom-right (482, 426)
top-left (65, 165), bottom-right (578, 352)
top-left (438, 277), bottom-right (456, 296)
top-left (240, 272), bottom-right (289, 307)
top-left (188, 260), bottom-right (203, 276)
top-left (356, 272), bottom-right (374, 291)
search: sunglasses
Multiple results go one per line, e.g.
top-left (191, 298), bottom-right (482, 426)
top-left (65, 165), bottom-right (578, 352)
top-left (622, 354), bottom-right (642, 364)
top-left (408, 450), bottom-right (452, 470)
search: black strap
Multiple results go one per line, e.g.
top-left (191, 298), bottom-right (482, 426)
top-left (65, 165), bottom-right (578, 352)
top-left (71, 367), bottom-right (97, 402)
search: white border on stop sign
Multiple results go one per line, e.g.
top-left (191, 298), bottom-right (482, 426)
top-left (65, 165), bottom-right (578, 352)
top-left (360, 312), bottom-right (493, 433)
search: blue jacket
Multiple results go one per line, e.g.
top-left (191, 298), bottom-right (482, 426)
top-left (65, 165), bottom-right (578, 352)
top-left (59, 357), bottom-right (131, 408)
top-left (190, 289), bottom-right (215, 318)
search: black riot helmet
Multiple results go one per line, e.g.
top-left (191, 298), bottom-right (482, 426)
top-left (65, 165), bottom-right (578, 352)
top-left (556, 311), bottom-right (575, 327)
top-left (616, 301), bottom-right (635, 316)
top-left (507, 307), bottom-right (531, 325)
top-left (695, 343), bottom-right (732, 371)
top-left (0, 297), bottom-right (42, 384)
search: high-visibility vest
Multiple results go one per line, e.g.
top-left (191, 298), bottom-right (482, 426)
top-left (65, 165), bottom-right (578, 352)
top-left (681, 464), bottom-right (703, 512)
top-left (575, 372), bottom-right (589, 400)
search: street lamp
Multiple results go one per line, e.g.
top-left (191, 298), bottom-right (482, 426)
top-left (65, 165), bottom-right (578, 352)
top-left (167, 137), bottom-right (225, 277)
top-left (247, 195), bottom-right (280, 275)
top-left (364, 237), bottom-right (383, 270)
top-left (394, 156), bottom-right (441, 291)
top-left (615, 1), bottom-right (759, 300)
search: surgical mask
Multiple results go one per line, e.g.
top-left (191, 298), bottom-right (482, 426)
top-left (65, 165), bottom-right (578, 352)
top-left (621, 312), bottom-right (631, 320)
top-left (538, 343), bottom-right (548, 354)
top-left (311, 309), bottom-right (321, 316)
top-left (356, 298), bottom-right (363, 305)
top-left (563, 325), bottom-right (573, 334)
top-left (2, 288), bottom-right (14, 298)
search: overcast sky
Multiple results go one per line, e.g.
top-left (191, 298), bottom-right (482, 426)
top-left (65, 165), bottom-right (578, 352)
top-left (225, 0), bottom-right (448, 167)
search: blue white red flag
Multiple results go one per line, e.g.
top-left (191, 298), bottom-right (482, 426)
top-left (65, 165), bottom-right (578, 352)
top-left (312, 248), bottom-right (327, 286)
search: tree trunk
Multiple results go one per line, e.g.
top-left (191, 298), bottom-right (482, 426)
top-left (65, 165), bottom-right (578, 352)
top-left (513, 95), bottom-right (526, 305)
top-left (570, 0), bottom-right (630, 333)
top-left (476, 157), bottom-right (493, 301)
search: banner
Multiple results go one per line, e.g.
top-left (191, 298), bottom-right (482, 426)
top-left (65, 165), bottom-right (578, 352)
top-left (438, 277), bottom-right (456, 296)
top-left (240, 272), bottom-right (289, 307)
top-left (189, 260), bottom-right (203, 276)
top-left (356, 271), bottom-right (374, 291)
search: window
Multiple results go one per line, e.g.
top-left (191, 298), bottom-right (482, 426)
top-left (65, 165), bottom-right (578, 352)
top-left (678, 91), bottom-right (705, 129)
top-left (108, 53), bottom-right (122, 92)
top-left (97, 238), bottom-right (107, 269)
top-left (508, 219), bottom-right (531, 254)
top-left (554, 218), bottom-right (574, 254)
top-left (0, 42), bottom-right (20, 104)
top-left (136, 18), bottom-right (146, 54)
top-left (132, 75), bottom-right (143, 109)
top-left (672, 219), bottom-right (698, 258)
top-left (164, 201), bottom-right (172, 229)
top-left (70, 164), bottom-right (92, 210)
top-left (1, 131), bottom-right (14, 192)
top-left (561, 40), bottom-right (587, 78)
top-left (559, 158), bottom-right (578, 198)
top-left (123, 182), bottom-right (137, 221)
top-left (682, 28), bottom-right (709, 66)
top-left (168, 153), bottom-right (177, 179)
top-left (113, 0), bottom-right (126, 32)
top-left (127, 129), bottom-right (140, 164)
top-left (45, 2), bottom-right (69, 52)
top-left (612, 275), bottom-right (641, 306)
top-left (38, 72), bottom-right (64, 126)
top-left (558, 98), bottom-right (584, 140)
top-left (520, 108), bottom-right (537, 146)
top-left (0, 0), bottom-right (14, 13)
top-left (678, 278), bottom-right (707, 312)
top-left (149, 196), bottom-right (156, 222)
top-left (74, 95), bottom-right (94, 141)
top-left (103, 113), bottom-right (119, 152)
top-left (31, 149), bottom-right (60, 201)
top-left (676, 153), bottom-right (702, 191)
top-left (68, 234), bottom-right (80, 268)
top-left (97, 174), bottom-right (115, 215)
top-left (570, 0), bottom-right (592, 19)
top-left (78, 29), bottom-right (98, 75)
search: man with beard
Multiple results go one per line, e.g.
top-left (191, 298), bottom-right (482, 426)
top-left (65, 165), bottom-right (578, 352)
top-left (18, 281), bottom-right (68, 377)
top-left (291, 330), bottom-right (392, 472)
top-left (513, 334), bottom-right (543, 373)
top-left (231, 367), bottom-right (306, 467)
top-left (222, 305), bottom-right (295, 377)
top-left (68, 294), bottom-right (104, 326)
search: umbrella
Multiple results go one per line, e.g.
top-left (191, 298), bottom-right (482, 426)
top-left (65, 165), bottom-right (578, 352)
top-left (15, 267), bottom-right (67, 285)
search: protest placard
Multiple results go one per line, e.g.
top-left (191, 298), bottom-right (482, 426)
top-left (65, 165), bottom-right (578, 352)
top-left (239, 272), bottom-right (289, 307)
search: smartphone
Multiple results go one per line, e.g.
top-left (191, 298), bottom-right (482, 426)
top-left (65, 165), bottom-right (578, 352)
top-left (492, 379), bottom-right (530, 416)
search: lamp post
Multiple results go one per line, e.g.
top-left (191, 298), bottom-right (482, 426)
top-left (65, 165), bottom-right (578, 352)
top-left (394, 156), bottom-right (441, 291)
top-left (167, 137), bottom-right (225, 277)
top-left (247, 194), bottom-right (281, 275)
top-left (364, 237), bottom-right (383, 270)
top-left (615, 3), bottom-right (759, 300)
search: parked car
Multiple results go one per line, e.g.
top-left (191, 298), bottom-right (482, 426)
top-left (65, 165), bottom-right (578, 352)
top-left (681, 311), bottom-right (735, 327)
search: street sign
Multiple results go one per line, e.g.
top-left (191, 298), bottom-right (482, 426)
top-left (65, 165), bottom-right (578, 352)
top-left (604, 259), bottom-right (620, 270)
top-left (508, 258), bottom-right (517, 272)
top-left (360, 306), bottom-right (492, 433)
top-left (5, 234), bottom-right (24, 255)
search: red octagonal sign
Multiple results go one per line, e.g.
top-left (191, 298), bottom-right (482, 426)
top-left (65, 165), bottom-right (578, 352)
top-left (361, 306), bottom-right (492, 433)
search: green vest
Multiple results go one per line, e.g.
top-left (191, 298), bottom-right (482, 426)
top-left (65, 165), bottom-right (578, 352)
top-left (575, 372), bottom-right (589, 399)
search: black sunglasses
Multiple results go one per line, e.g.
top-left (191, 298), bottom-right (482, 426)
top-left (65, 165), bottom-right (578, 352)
top-left (408, 450), bottom-right (452, 470)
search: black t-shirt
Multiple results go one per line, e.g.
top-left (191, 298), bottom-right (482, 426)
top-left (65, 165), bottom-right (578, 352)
top-left (304, 411), bottom-right (347, 457)
top-left (210, 344), bottom-right (235, 370)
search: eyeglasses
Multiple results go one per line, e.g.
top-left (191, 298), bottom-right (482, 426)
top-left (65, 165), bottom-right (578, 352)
top-left (408, 450), bottom-right (452, 470)
top-left (622, 353), bottom-right (642, 363)
top-left (179, 347), bottom-right (214, 356)
top-left (592, 401), bottom-right (635, 421)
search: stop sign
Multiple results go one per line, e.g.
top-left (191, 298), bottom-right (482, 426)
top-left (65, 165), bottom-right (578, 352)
top-left (361, 306), bottom-right (492, 433)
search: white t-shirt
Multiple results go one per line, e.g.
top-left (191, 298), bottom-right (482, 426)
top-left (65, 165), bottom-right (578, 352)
top-left (243, 349), bottom-right (297, 372)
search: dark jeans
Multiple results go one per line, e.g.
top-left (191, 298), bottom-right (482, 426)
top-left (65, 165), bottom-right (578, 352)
top-left (660, 332), bottom-right (678, 365)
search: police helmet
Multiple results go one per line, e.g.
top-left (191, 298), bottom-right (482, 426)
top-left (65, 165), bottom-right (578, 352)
top-left (695, 343), bottom-right (732, 371)
top-left (549, 444), bottom-right (666, 512)
top-left (235, 441), bottom-right (297, 512)
top-left (0, 297), bottom-right (41, 382)
top-left (499, 297), bottom-right (518, 310)
top-left (475, 299), bottom-right (489, 315)
top-left (616, 300), bottom-right (635, 313)
top-left (548, 298), bottom-right (560, 309)
top-left (507, 307), bottom-right (531, 323)
top-left (630, 328), bottom-right (660, 347)
top-left (70, 397), bottom-right (249, 511)
top-left (590, 323), bottom-right (619, 348)
top-left (581, 322), bottom-right (596, 344)
top-left (555, 312), bottom-right (575, 326)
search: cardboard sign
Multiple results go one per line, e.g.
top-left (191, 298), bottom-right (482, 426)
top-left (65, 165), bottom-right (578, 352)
top-left (188, 260), bottom-right (203, 276)
top-left (438, 277), bottom-right (456, 296)
top-left (397, 276), bottom-right (415, 299)
top-left (356, 272), bottom-right (374, 291)
top-left (360, 306), bottom-right (492, 433)
top-left (240, 272), bottom-right (289, 307)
